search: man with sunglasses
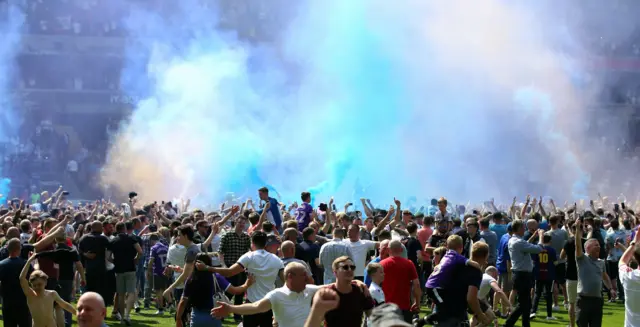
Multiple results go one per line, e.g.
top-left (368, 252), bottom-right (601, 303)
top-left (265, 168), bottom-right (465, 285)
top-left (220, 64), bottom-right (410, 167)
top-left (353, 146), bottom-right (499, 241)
top-left (323, 256), bottom-right (374, 327)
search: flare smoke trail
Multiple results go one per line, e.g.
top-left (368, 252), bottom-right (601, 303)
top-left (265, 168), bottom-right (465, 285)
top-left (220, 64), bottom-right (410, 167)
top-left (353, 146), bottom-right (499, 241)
top-left (102, 0), bottom-right (636, 206)
top-left (0, 2), bottom-right (25, 202)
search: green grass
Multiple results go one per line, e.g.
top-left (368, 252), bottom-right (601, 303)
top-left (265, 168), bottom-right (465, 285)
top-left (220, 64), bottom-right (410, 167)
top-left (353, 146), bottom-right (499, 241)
top-left (0, 299), bottom-right (626, 326)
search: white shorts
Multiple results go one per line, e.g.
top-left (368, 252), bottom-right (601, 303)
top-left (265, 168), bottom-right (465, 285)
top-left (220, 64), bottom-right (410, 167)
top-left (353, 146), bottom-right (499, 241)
top-left (566, 280), bottom-right (578, 304)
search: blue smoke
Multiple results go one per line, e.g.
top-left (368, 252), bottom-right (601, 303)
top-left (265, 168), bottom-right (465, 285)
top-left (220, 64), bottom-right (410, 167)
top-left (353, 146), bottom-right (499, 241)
top-left (103, 0), bottom-right (606, 206)
top-left (0, 3), bottom-right (25, 198)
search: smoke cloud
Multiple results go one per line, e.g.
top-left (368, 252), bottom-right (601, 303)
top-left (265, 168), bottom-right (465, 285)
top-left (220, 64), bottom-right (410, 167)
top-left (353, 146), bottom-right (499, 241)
top-left (0, 2), bottom-right (26, 202)
top-left (101, 0), bottom-right (637, 206)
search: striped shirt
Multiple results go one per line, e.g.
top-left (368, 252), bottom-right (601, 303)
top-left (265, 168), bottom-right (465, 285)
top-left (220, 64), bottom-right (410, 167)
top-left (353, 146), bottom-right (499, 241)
top-left (319, 239), bottom-right (353, 284)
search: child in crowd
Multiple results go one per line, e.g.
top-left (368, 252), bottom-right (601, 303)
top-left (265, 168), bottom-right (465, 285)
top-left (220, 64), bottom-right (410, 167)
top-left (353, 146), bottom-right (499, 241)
top-left (424, 235), bottom-right (481, 324)
top-left (367, 262), bottom-right (385, 327)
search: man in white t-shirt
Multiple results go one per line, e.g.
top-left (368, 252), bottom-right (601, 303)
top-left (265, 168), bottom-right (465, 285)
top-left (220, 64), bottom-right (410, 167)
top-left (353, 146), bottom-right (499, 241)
top-left (619, 230), bottom-right (640, 327)
top-left (345, 224), bottom-right (379, 280)
top-left (211, 261), bottom-right (320, 327)
top-left (474, 266), bottom-right (511, 327)
top-left (200, 231), bottom-right (284, 327)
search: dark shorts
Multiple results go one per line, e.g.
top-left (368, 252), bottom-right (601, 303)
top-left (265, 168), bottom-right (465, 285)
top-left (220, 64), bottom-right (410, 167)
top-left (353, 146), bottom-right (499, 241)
top-left (607, 260), bottom-right (618, 280)
top-left (153, 275), bottom-right (169, 291)
top-left (467, 300), bottom-right (490, 315)
top-left (555, 263), bottom-right (566, 284)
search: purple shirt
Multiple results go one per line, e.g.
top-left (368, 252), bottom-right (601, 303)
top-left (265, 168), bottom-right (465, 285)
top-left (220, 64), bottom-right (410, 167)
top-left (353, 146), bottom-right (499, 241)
top-left (214, 273), bottom-right (230, 292)
top-left (150, 242), bottom-right (168, 276)
top-left (295, 202), bottom-right (313, 231)
top-left (425, 250), bottom-right (468, 288)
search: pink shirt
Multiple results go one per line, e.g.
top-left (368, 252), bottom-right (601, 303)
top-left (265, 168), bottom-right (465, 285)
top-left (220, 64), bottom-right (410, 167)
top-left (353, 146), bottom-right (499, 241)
top-left (417, 226), bottom-right (433, 261)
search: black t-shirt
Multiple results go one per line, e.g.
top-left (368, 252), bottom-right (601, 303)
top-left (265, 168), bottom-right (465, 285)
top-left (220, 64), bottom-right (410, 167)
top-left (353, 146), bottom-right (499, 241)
top-left (35, 244), bottom-right (80, 281)
top-left (322, 284), bottom-right (374, 327)
top-left (78, 232), bottom-right (110, 272)
top-left (428, 232), bottom-right (450, 248)
top-left (590, 230), bottom-right (607, 259)
top-left (0, 243), bottom-right (34, 261)
top-left (109, 233), bottom-right (140, 273)
top-left (295, 243), bottom-right (306, 261)
top-left (0, 257), bottom-right (33, 306)
top-left (440, 264), bottom-right (483, 320)
top-left (299, 240), bottom-right (321, 278)
top-left (563, 237), bottom-right (586, 281)
top-left (402, 236), bottom-right (423, 270)
top-left (183, 273), bottom-right (214, 311)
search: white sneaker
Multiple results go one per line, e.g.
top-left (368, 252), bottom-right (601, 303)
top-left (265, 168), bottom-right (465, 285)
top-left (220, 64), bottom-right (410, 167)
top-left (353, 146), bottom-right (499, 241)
top-left (155, 310), bottom-right (164, 315)
top-left (546, 316), bottom-right (558, 320)
top-left (552, 305), bottom-right (560, 311)
top-left (564, 302), bottom-right (569, 310)
top-left (111, 312), bottom-right (122, 321)
top-left (530, 313), bottom-right (537, 319)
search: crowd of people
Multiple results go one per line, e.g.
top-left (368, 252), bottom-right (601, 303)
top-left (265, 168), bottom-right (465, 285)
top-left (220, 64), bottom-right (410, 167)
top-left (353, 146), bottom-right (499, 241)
top-left (0, 187), bottom-right (637, 327)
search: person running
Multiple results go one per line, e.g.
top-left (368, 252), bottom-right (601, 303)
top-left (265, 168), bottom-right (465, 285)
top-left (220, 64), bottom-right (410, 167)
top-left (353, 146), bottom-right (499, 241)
top-left (20, 254), bottom-right (77, 327)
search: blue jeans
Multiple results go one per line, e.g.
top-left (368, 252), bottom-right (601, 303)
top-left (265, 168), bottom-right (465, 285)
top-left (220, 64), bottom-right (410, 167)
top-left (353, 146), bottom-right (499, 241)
top-left (136, 261), bottom-right (151, 305)
top-left (190, 309), bottom-right (222, 327)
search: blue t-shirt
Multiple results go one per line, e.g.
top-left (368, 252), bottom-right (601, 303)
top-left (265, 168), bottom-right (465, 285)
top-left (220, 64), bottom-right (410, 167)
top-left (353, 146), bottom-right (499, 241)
top-left (532, 246), bottom-right (556, 281)
top-left (364, 256), bottom-right (382, 287)
top-left (496, 234), bottom-right (511, 274)
top-left (538, 219), bottom-right (549, 231)
top-left (490, 223), bottom-right (508, 241)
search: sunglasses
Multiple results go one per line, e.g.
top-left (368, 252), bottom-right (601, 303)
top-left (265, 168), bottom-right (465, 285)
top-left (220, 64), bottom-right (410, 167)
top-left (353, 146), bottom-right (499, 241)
top-left (339, 265), bottom-right (357, 271)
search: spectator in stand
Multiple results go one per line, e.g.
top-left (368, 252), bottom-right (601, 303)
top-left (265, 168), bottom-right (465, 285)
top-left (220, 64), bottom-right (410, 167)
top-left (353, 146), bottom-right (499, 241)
top-left (296, 191), bottom-right (313, 231)
top-left (618, 227), bottom-right (640, 327)
top-left (381, 240), bottom-right (421, 323)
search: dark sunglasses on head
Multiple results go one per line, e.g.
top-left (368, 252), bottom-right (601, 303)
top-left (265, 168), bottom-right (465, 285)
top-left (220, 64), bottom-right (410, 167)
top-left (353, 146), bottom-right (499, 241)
top-left (339, 265), bottom-right (357, 271)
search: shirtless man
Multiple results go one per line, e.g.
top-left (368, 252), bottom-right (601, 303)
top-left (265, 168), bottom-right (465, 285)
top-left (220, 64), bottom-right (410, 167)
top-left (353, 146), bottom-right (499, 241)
top-left (20, 254), bottom-right (77, 327)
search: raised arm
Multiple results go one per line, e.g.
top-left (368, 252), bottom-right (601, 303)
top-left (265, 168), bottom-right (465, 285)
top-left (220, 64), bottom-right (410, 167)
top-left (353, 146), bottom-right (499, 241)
top-left (360, 198), bottom-right (374, 218)
top-left (520, 195), bottom-right (531, 220)
top-left (575, 220), bottom-right (584, 259)
top-left (20, 254), bottom-right (36, 297)
top-left (53, 290), bottom-right (77, 315)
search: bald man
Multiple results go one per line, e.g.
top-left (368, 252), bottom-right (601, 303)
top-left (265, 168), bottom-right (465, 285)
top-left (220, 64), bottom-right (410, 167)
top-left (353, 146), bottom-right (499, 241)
top-left (77, 292), bottom-right (107, 327)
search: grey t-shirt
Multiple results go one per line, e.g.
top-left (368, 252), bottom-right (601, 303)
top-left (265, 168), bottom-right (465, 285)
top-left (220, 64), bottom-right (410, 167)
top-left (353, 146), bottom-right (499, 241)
top-left (576, 254), bottom-right (605, 297)
top-left (480, 230), bottom-right (498, 264)
top-left (546, 228), bottom-right (569, 264)
top-left (184, 243), bottom-right (204, 264)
